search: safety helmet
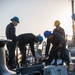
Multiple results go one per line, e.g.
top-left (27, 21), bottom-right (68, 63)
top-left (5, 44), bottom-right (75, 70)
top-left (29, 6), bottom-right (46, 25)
top-left (37, 35), bottom-right (43, 42)
top-left (72, 13), bottom-right (75, 20)
top-left (11, 16), bottom-right (20, 23)
top-left (54, 20), bottom-right (60, 26)
top-left (44, 30), bottom-right (51, 38)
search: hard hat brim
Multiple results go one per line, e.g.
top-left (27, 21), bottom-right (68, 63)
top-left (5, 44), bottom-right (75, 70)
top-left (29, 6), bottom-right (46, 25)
top-left (11, 19), bottom-right (20, 23)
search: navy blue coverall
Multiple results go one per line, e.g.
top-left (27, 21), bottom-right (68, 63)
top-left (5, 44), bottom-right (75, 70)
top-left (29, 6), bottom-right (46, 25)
top-left (45, 32), bottom-right (70, 66)
top-left (17, 33), bottom-right (37, 65)
top-left (53, 26), bottom-right (65, 39)
top-left (6, 23), bottom-right (17, 67)
top-left (53, 26), bottom-right (66, 64)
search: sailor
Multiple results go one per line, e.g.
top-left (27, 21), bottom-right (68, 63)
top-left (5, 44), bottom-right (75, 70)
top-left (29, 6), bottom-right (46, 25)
top-left (17, 33), bottom-right (43, 66)
top-left (72, 13), bottom-right (75, 42)
top-left (5, 16), bottom-right (20, 69)
top-left (53, 20), bottom-right (66, 65)
top-left (43, 30), bottom-right (70, 67)
top-left (53, 20), bottom-right (65, 40)
top-left (72, 13), bottom-right (75, 21)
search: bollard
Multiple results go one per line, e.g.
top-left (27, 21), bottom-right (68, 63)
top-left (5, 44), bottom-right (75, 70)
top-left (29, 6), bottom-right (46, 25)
top-left (0, 40), bottom-right (16, 75)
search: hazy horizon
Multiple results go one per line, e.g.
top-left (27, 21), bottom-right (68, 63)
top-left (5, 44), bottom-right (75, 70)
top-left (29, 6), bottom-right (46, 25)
top-left (0, 0), bottom-right (74, 40)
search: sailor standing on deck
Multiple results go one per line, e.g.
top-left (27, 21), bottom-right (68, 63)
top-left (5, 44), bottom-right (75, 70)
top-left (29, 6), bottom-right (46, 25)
top-left (43, 30), bottom-right (70, 67)
top-left (53, 20), bottom-right (66, 65)
top-left (5, 16), bottom-right (20, 69)
top-left (17, 33), bottom-right (43, 66)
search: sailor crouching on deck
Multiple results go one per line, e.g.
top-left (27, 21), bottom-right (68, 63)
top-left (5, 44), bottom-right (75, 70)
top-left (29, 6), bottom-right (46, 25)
top-left (43, 30), bottom-right (70, 67)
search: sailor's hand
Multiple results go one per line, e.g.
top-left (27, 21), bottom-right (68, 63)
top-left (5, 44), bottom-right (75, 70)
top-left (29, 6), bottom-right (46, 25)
top-left (42, 56), bottom-right (49, 62)
top-left (65, 39), bottom-right (67, 42)
top-left (59, 44), bottom-right (62, 47)
top-left (45, 56), bottom-right (49, 59)
top-left (35, 58), bottom-right (39, 63)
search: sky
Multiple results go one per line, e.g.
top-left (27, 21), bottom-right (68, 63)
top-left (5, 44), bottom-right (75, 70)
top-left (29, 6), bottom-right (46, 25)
top-left (0, 0), bottom-right (74, 39)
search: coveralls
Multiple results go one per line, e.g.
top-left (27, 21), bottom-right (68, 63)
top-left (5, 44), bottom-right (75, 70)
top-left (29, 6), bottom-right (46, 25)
top-left (53, 26), bottom-right (66, 64)
top-left (6, 23), bottom-right (17, 68)
top-left (45, 32), bottom-right (70, 66)
top-left (17, 33), bottom-right (37, 65)
top-left (53, 26), bottom-right (65, 39)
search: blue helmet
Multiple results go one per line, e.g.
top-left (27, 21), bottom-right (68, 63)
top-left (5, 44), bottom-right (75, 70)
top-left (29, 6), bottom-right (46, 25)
top-left (37, 35), bottom-right (43, 42)
top-left (72, 14), bottom-right (75, 20)
top-left (44, 30), bottom-right (51, 38)
top-left (11, 16), bottom-right (20, 23)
